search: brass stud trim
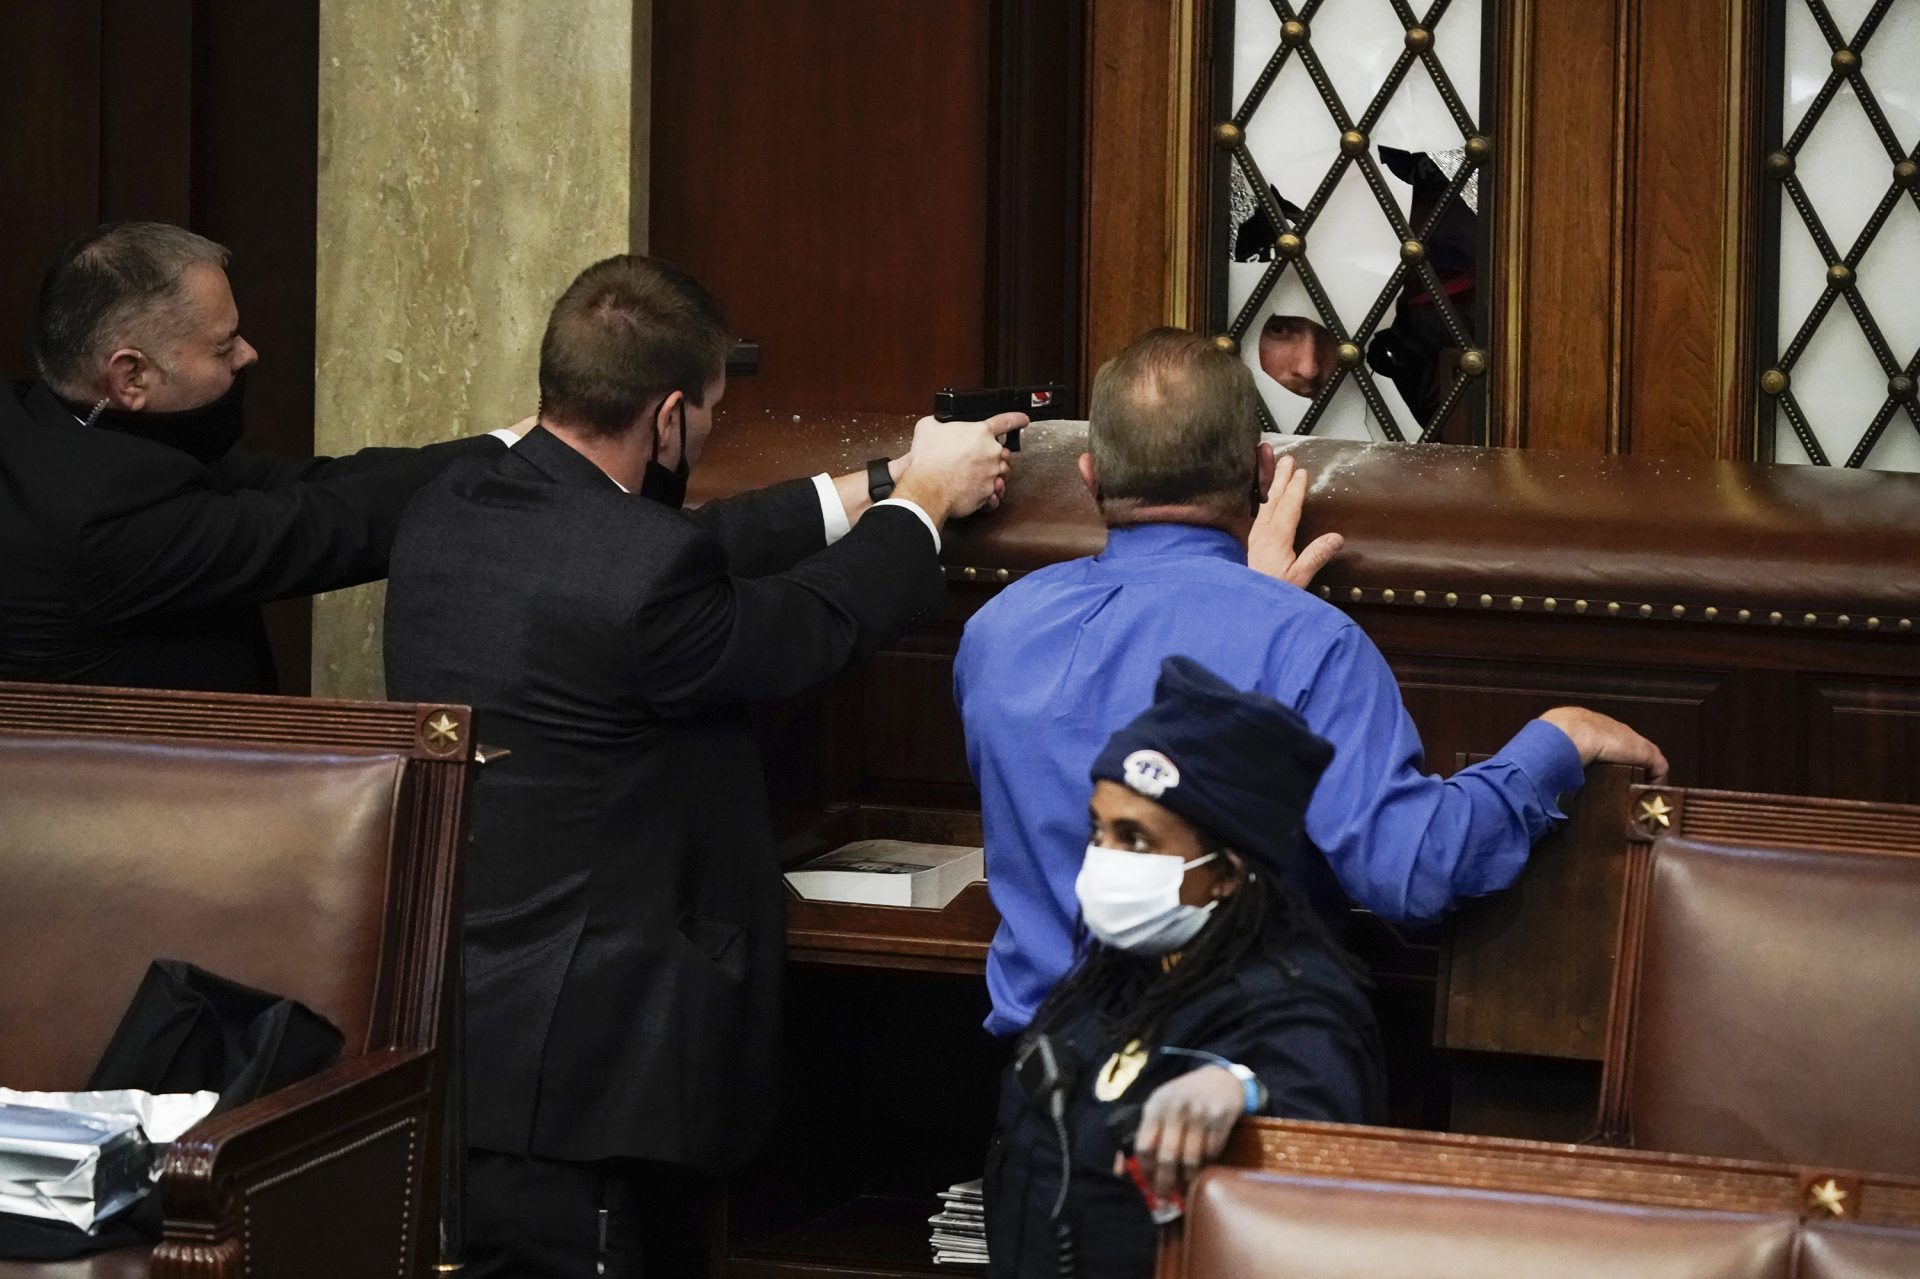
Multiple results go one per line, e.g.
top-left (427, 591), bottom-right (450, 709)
top-left (1704, 607), bottom-right (1718, 621)
top-left (1336, 341), bottom-right (1362, 367)
top-left (1458, 349), bottom-right (1488, 378)
top-left (1738, 609), bottom-right (1752, 622)
top-left (1400, 239), bottom-right (1426, 264)
top-left (1213, 121), bottom-right (1244, 148)
top-left (1479, 594), bottom-right (1494, 608)
top-left (1350, 586), bottom-right (1365, 602)
top-left (1463, 133), bottom-right (1491, 162)
top-left (1607, 602), bottom-right (1622, 616)
top-left (1804, 612), bottom-right (1819, 626)
top-left (1575, 599), bottom-right (1589, 614)
top-left (1831, 47), bottom-right (1859, 72)
top-left (1639, 604), bottom-right (1654, 618)
top-left (1404, 25), bottom-right (1433, 52)
top-left (1412, 590), bottom-right (1427, 604)
top-left (1543, 597), bottom-right (1558, 612)
top-left (994, 568), bottom-right (1011, 584)
top-left (1319, 585), bottom-right (1332, 599)
top-left (1760, 368), bottom-right (1789, 396)
top-left (1339, 129), bottom-right (1368, 157)
top-left (1903, 619), bottom-right (1914, 633)
top-left (1770, 611), bottom-right (1785, 625)
top-left (1672, 605), bottom-right (1687, 619)
top-left (1837, 614), bottom-right (1851, 628)
top-left (1281, 18), bottom-right (1309, 46)
top-left (1867, 617), bottom-right (1881, 630)
top-left (1212, 334), bottom-right (1237, 353)
top-left (962, 566), bottom-right (979, 581)
top-left (1445, 592), bottom-right (1459, 607)
top-left (1275, 231), bottom-right (1305, 259)
top-left (1381, 588), bottom-right (1396, 603)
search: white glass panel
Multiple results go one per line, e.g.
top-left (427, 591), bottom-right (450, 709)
top-left (1230, 0), bottom-right (1484, 442)
top-left (1772, 0), bottom-right (1920, 471)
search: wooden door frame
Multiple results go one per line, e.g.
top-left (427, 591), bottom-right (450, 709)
top-left (1080, 0), bottom-right (1767, 459)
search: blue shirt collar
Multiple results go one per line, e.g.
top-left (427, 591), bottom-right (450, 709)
top-left (1097, 522), bottom-right (1248, 566)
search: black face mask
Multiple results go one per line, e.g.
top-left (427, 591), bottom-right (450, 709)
top-left (638, 400), bottom-right (690, 509)
top-left (79, 370), bottom-right (249, 465)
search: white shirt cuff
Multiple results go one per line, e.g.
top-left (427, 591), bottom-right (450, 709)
top-left (488, 428), bottom-right (523, 447)
top-left (872, 497), bottom-right (941, 553)
top-left (813, 472), bottom-right (852, 545)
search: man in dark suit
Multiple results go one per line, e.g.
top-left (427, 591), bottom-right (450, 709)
top-left (0, 221), bottom-right (513, 692)
top-left (382, 253), bottom-right (1016, 1277)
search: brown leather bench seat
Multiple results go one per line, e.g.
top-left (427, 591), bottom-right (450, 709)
top-left (1157, 1119), bottom-right (1920, 1279)
top-left (1186, 1170), bottom-right (1797, 1278)
top-left (1601, 787), bottom-right (1920, 1175)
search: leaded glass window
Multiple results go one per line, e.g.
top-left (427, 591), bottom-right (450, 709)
top-left (1213, 0), bottom-right (1493, 443)
top-left (1760, 0), bottom-right (1920, 470)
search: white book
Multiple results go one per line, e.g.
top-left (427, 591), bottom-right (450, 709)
top-left (783, 839), bottom-right (984, 909)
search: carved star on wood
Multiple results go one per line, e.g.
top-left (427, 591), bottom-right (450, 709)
top-left (1637, 794), bottom-right (1674, 831)
top-left (425, 713), bottom-right (461, 748)
top-left (1805, 1178), bottom-right (1849, 1217)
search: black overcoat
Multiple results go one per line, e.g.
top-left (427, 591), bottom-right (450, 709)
top-left (383, 426), bottom-right (944, 1171)
top-left (0, 377), bottom-right (501, 692)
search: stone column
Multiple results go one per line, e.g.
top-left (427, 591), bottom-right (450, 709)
top-left (313, 0), bottom-right (646, 698)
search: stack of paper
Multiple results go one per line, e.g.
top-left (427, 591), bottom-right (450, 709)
top-left (784, 839), bottom-right (984, 909)
top-left (0, 1089), bottom-right (219, 1235)
top-left (0, 1103), bottom-right (149, 1232)
top-left (929, 1177), bottom-right (987, 1267)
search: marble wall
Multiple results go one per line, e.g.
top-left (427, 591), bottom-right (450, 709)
top-left (313, 0), bottom-right (645, 698)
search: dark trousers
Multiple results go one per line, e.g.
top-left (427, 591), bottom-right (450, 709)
top-left (466, 1148), bottom-right (722, 1278)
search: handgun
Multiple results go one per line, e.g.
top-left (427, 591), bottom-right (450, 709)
top-left (933, 383), bottom-right (1069, 452)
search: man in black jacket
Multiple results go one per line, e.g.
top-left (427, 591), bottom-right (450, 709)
top-left (382, 253), bottom-right (1016, 1277)
top-left (0, 221), bottom-right (512, 692)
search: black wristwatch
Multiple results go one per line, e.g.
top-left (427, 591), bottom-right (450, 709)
top-left (866, 457), bottom-right (895, 503)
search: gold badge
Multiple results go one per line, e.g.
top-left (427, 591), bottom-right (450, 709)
top-left (1094, 1040), bottom-right (1149, 1101)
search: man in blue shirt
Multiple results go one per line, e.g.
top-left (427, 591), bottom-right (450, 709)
top-left (955, 327), bottom-right (1668, 1037)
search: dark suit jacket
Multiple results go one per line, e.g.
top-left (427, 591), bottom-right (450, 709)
top-left (382, 426), bottom-right (945, 1170)
top-left (0, 377), bottom-right (503, 692)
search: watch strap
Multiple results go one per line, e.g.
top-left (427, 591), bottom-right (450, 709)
top-left (1225, 1061), bottom-right (1266, 1115)
top-left (866, 457), bottom-right (895, 503)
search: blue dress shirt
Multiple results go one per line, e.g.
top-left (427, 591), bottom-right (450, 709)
top-left (954, 522), bottom-right (1585, 1037)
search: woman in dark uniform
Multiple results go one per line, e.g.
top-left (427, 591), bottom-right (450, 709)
top-left (985, 656), bottom-right (1387, 1279)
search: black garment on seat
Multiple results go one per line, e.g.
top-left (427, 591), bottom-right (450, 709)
top-left (0, 960), bottom-right (344, 1261)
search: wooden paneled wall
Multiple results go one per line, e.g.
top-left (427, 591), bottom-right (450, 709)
top-left (1499, 0), bottom-right (1762, 457)
top-left (650, 0), bottom-right (1084, 417)
top-left (0, 0), bottom-right (320, 691)
top-left (649, 1), bottom-right (993, 417)
top-left (816, 598), bottom-right (1920, 821)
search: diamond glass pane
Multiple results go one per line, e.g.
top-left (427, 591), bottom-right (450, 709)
top-left (1217, 0), bottom-right (1491, 444)
top-left (1763, 0), bottom-right (1920, 470)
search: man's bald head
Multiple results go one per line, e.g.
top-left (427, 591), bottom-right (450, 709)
top-left (1087, 327), bottom-right (1262, 523)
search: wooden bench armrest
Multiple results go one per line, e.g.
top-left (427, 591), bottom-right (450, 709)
top-left (151, 1049), bottom-right (436, 1272)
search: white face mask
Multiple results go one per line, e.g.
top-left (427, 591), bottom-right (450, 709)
top-left (1075, 844), bottom-right (1219, 956)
